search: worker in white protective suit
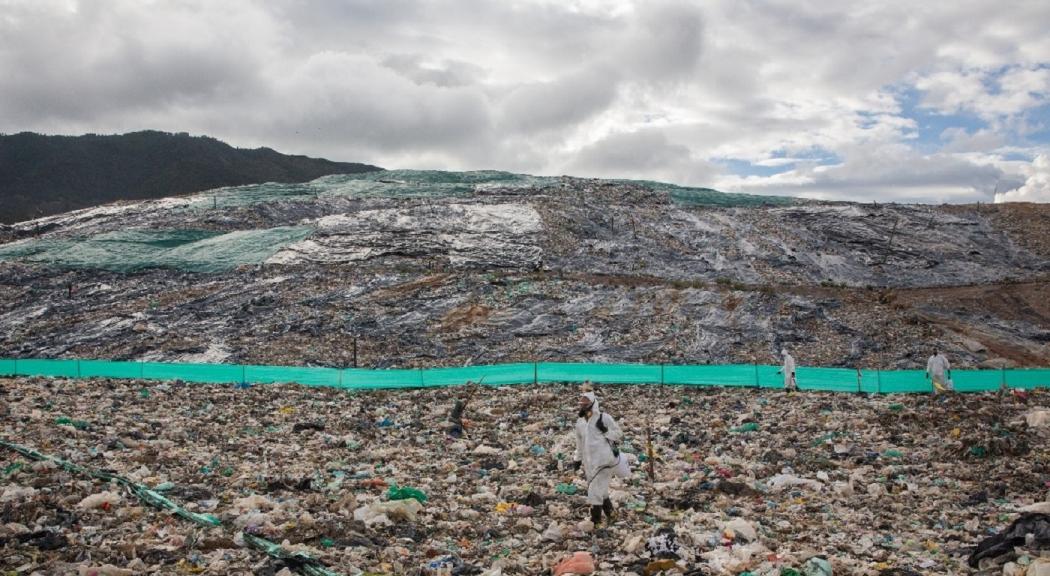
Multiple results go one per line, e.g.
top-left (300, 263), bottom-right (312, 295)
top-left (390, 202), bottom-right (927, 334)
top-left (573, 391), bottom-right (623, 526)
top-left (777, 349), bottom-right (798, 391)
top-left (926, 349), bottom-right (952, 393)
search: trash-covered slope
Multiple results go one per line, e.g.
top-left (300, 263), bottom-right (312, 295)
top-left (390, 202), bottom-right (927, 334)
top-left (1, 377), bottom-right (1047, 574)
top-left (0, 170), bottom-right (1049, 368)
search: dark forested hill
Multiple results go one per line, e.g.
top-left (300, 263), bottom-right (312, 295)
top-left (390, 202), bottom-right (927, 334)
top-left (0, 131), bottom-right (382, 223)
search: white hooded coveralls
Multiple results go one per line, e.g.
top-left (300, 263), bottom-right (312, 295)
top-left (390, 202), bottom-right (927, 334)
top-left (781, 351), bottom-right (797, 390)
top-left (574, 392), bottom-right (623, 506)
top-left (927, 353), bottom-right (951, 388)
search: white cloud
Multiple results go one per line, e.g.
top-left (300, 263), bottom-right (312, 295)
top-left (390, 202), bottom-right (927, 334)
top-left (996, 155), bottom-right (1050, 203)
top-left (717, 144), bottom-right (1003, 204)
top-left (1, 0), bottom-right (1049, 202)
top-left (564, 129), bottom-right (721, 186)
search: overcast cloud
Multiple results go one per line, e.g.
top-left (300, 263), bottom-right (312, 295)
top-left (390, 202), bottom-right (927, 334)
top-left (1, 0), bottom-right (1049, 202)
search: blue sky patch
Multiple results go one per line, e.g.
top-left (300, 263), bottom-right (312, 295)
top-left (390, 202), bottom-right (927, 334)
top-left (897, 87), bottom-right (988, 153)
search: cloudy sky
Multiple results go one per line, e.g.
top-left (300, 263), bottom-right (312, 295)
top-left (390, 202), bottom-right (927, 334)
top-left (2, 0), bottom-right (1049, 203)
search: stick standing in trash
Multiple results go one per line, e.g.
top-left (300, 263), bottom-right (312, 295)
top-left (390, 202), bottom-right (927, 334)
top-left (572, 391), bottom-right (623, 527)
top-left (448, 377), bottom-right (484, 438)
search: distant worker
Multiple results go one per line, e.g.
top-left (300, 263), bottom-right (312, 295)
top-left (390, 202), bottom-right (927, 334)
top-left (926, 349), bottom-right (952, 393)
top-left (777, 349), bottom-right (798, 391)
top-left (573, 391), bottom-right (622, 527)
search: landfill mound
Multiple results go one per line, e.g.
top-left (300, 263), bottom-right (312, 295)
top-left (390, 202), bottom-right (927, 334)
top-left (1, 376), bottom-right (1048, 575)
top-left (1, 171), bottom-right (1049, 369)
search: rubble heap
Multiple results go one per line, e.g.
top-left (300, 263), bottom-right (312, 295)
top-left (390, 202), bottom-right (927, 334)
top-left (2, 376), bottom-right (1048, 574)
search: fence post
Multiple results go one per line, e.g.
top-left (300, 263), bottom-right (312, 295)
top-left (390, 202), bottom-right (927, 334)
top-left (419, 368), bottom-right (425, 387)
top-left (1001, 365), bottom-right (1007, 390)
top-left (76, 359), bottom-right (81, 379)
top-left (754, 363), bottom-right (759, 388)
top-left (856, 368), bottom-right (862, 393)
top-left (876, 369), bottom-right (881, 394)
top-left (660, 364), bottom-right (665, 385)
top-left (534, 363), bottom-right (538, 385)
top-left (139, 360), bottom-right (144, 379)
top-left (241, 365), bottom-right (246, 386)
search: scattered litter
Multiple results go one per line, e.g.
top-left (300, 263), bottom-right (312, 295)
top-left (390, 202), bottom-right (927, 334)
top-left (0, 377), bottom-right (1047, 574)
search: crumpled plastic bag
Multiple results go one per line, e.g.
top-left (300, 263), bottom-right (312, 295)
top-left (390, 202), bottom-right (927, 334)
top-left (968, 513), bottom-right (1050, 568)
top-left (77, 490), bottom-right (123, 510)
top-left (1026, 409), bottom-right (1050, 428)
top-left (768, 473), bottom-right (824, 493)
top-left (552, 551), bottom-right (595, 575)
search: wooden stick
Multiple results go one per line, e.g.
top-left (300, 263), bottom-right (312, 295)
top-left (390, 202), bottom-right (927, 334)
top-left (646, 418), bottom-right (655, 484)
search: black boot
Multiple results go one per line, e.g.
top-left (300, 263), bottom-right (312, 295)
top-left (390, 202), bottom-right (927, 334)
top-left (602, 497), bottom-right (616, 522)
top-left (590, 505), bottom-right (602, 526)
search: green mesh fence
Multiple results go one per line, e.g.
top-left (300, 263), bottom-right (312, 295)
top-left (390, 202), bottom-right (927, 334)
top-left (420, 363), bottom-right (537, 387)
top-left (538, 363), bottom-right (662, 384)
top-left (663, 364), bottom-right (758, 387)
top-left (246, 365), bottom-right (342, 387)
top-left (796, 367), bottom-right (863, 393)
top-left (1005, 368), bottom-right (1050, 389)
top-left (1, 358), bottom-right (1047, 393)
top-left (79, 360), bottom-right (144, 379)
top-left (341, 368), bottom-right (426, 389)
top-left (140, 362), bottom-right (244, 384)
top-left (14, 359), bottom-right (79, 378)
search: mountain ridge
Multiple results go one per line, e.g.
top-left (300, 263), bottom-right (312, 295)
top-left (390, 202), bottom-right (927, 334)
top-left (0, 130), bottom-right (382, 223)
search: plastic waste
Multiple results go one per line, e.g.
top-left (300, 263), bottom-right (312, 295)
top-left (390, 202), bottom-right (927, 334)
top-left (555, 483), bottom-right (578, 495)
top-left (768, 474), bottom-right (823, 493)
top-left (77, 491), bottom-right (123, 510)
top-left (78, 565), bottom-right (134, 576)
top-left (387, 483), bottom-right (427, 503)
top-left (552, 551), bottom-right (595, 575)
top-left (801, 556), bottom-right (833, 576)
top-left (1026, 409), bottom-right (1050, 428)
top-left (646, 526), bottom-right (681, 558)
top-left (643, 559), bottom-right (679, 575)
top-left (2, 372), bottom-right (1046, 574)
top-left (968, 513), bottom-right (1050, 568)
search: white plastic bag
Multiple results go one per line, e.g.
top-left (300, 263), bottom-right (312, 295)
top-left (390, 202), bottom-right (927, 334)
top-left (614, 452), bottom-right (630, 477)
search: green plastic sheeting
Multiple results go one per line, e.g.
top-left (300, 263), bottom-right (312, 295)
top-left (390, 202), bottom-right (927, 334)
top-left (618, 178), bottom-right (795, 207)
top-left (191, 170), bottom-right (560, 210)
top-left (177, 170), bottom-right (793, 211)
top-left (0, 227), bottom-right (313, 273)
top-left (2, 357), bottom-right (1048, 394)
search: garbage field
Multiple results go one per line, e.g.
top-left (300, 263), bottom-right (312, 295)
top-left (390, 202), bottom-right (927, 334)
top-left (2, 376), bottom-right (1049, 575)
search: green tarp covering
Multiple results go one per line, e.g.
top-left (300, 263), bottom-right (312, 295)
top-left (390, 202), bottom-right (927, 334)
top-left (0, 227), bottom-right (313, 273)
